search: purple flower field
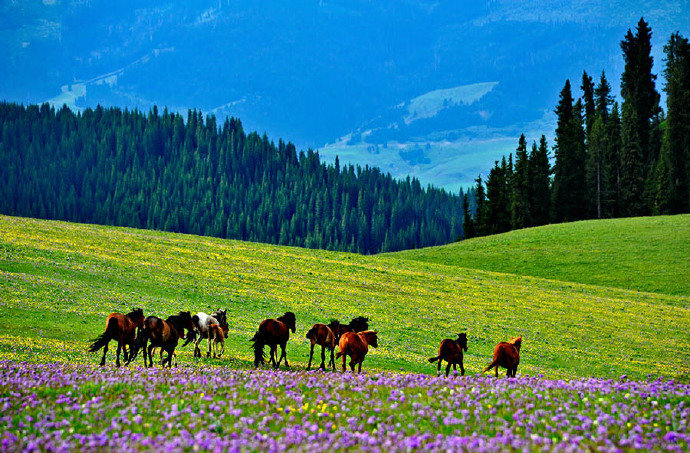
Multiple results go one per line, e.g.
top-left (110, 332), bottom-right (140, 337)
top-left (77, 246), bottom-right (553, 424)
top-left (1, 361), bottom-right (688, 452)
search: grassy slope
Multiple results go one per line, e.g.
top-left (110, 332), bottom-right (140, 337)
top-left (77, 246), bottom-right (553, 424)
top-left (389, 215), bottom-right (690, 296)
top-left (0, 215), bottom-right (688, 380)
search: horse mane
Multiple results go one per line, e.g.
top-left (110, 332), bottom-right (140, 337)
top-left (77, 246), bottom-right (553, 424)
top-left (359, 330), bottom-right (378, 347)
top-left (509, 337), bottom-right (522, 349)
top-left (278, 312), bottom-right (296, 332)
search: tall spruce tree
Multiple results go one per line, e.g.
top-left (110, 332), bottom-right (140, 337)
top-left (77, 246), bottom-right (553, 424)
top-left (473, 175), bottom-right (487, 237)
top-left (462, 193), bottom-right (475, 239)
top-left (656, 32), bottom-right (690, 213)
top-left (620, 17), bottom-right (661, 214)
top-left (529, 136), bottom-right (551, 226)
top-left (581, 71), bottom-right (596, 137)
top-left (552, 80), bottom-right (587, 222)
top-left (485, 158), bottom-right (511, 234)
top-left (594, 71), bottom-right (613, 122)
top-left (604, 103), bottom-right (623, 217)
top-left (511, 134), bottom-right (531, 229)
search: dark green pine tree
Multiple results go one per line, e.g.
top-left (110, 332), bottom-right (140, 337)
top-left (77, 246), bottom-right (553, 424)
top-left (511, 134), bottom-right (531, 229)
top-left (655, 32), bottom-right (690, 213)
top-left (581, 71), bottom-right (596, 137)
top-left (473, 175), bottom-right (487, 237)
top-left (620, 17), bottom-right (661, 215)
top-left (604, 103), bottom-right (623, 217)
top-left (462, 193), bottom-right (475, 239)
top-left (485, 158), bottom-right (511, 234)
top-left (552, 80), bottom-right (587, 222)
top-left (529, 136), bottom-right (551, 226)
top-left (594, 71), bottom-right (613, 122)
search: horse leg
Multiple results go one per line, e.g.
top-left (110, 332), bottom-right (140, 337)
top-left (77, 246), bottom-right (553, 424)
top-left (193, 337), bottom-right (201, 358)
top-left (147, 344), bottom-right (155, 368)
top-left (122, 344), bottom-right (129, 363)
top-left (358, 360), bottom-right (362, 374)
top-left (307, 344), bottom-right (315, 370)
top-left (279, 343), bottom-right (289, 368)
top-left (100, 341), bottom-right (109, 366)
top-left (116, 342), bottom-right (122, 367)
top-left (270, 345), bottom-right (278, 368)
top-left (207, 335), bottom-right (213, 358)
top-left (445, 362), bottom-right (452, 377)
top-left (341, 353), bottom-right (347, 372)
top-left (329, 348), bottom-right (335, 371)
top-left (495, 366), bottom-right (499, 378)
top-left (319, 345), bottom-right (326, 370)
top-left (460, 361), bottom-right (465, 376)
top-left (437, 358), bottom-right (442, 374)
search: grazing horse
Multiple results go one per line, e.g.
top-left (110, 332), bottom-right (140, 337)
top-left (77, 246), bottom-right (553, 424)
top-left (336, 330), bottom-right (378, 373)
top-left (327, 316), bottom-right (370, 343)
top-left (251, 312), bottom-right (296, 368)
top-left (306, 324), bottom-right (337, 371)
top-left (484, 337), bottom-right (522, 377)
top-left (191, 312), bottom-right (220, 358)
top-left (88, 308), bottom-right (145, 367)
top-left (132, 312), bottom-right (195, 368)
top-left (210, 323), bottom-right (228, 358)
top-left (428, 333), bottom-right (468, 377)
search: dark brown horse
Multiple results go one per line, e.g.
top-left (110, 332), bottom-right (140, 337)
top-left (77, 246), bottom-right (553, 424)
top-left (327, 316), bottom-right (370, 343)
top-left (428, 333), bottom-right (468, 376)
top-left (251, 312), bottom-right (296, 368)
top-left (306, 323), bottom-right (337, 371)
top-left (131, 312), bottom-right (195, 368)
top-left (88, 308), bottom-right (145, 366)
top-left (336, 330), bottom-right (378, 373)
top-left (484, 337), bottom-right (522, 377)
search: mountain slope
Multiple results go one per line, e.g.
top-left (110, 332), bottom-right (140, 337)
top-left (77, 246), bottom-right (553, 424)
top-left (389, 215), bottom-right (690, 296)
top-left (1, 215), bottom-right (688, 379)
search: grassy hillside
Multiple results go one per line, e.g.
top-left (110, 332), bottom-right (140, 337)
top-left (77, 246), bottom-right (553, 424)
top-left (0, 215), bottom-right (688, 380)
top-left (390, 215), bottom-right (690, 296)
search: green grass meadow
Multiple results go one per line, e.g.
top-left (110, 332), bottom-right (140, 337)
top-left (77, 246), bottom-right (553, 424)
top-left (0, 214), bottom-right (688, 380)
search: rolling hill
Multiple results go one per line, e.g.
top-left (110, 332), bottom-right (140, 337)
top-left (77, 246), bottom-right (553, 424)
top-left (1, 215), bottom-right (688, 380)
top-left (390, 215), bottom-right (690, 296)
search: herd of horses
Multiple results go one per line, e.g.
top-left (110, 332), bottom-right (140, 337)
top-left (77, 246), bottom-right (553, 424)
top-left (88, 308), bottom-right (522, 377)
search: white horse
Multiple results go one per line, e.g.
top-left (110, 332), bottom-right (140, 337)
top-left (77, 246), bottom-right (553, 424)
top-left (192, 312), bottom-right (219, 358)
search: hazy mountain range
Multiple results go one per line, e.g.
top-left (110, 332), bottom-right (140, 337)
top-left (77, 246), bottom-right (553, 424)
top-left (2, 0), bottom-right (688, 191)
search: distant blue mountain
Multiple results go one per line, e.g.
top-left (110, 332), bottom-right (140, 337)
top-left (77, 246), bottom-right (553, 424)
top-left (2, 0), bottom-right (687, 191)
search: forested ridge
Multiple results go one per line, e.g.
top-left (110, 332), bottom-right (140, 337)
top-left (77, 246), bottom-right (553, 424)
top-left (464, 19), bottom-right (690, 239)
top-left (0, 103), bottom-right (466, 253)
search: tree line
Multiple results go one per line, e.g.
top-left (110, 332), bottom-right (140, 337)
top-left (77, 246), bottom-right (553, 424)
top-left (465, 19), bottom-right (689, 238)
top-left (0, 103), bottom-right (468, 254)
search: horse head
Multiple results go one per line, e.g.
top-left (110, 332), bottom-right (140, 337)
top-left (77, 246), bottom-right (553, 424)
top-left (214, 309), bottom-right (228, 328)
top-left (362, 330), bottom-right (378, 348)
top-left (129, 308), bottom-right (146, 328)
top-left (281, 312), bottom-right (297, 333)
top-left (179, 311), bottom-right (196, 335)
top-left (349, 316), bottom-right (369, 332)
top-left (456, 333), bottom-right (468, 352)
top-left (510, 337), bottom-right (522, 351)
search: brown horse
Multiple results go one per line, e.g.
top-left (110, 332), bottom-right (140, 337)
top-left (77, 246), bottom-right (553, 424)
top-left (210, 323), bottom-right (228, 358)
top-left (336, 330), bottom-right (378, 373)
top-left (428, 333), bottom-right (468, 377)
top-left (251, 312), bottom-right (296, 368)
top-left (306, 324), bottom-right (337, 371)
top-left (88, 308), bottom-right (145, 366)
top-left (484, 337), bottom-right (522, 377)
top-left (131, 312), bottom-right (195, 368)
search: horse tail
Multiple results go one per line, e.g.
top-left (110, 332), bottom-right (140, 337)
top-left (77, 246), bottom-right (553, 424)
top-left (428, 356), bottom-right (440, 363)
top-left (127, 326), bottom-right (148, 363)
top-left (483, 360), bottom-right (498, 373)
top-left (250, 330), bottom-right (265, 367)
top-left (182, 329), bottom-right (197, 348)
top-left (88, 317), bottom-right (118, 353)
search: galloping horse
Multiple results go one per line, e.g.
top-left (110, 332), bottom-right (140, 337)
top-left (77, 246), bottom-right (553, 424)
top-left (88, 308), bottom-right (145, 367)
top-left (306, 323), bottom-right (337, 371)
top-left (336, 330), bottom-right (378, 373)
top-left (428, 333), bottom-right (468, 376)
top-left (484, 337), bottom-right (522, 377)
top-left (251, 312), bottom-right (296, 368)
top-left (327, 316), bottom-right (370, 343)
top-left (131, 312), bottom-right (195, 368)
top-left (209, 323), bottom-right (228, 358)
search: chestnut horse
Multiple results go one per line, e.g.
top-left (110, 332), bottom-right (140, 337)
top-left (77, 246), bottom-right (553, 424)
top-left (251, 312), bottom-right (296, 368)
top-left (210, 323), bottom-right (228, 358)
top-left (88, 308), bottom-right (145, 367)
top-left (484, 337), bottom-right (522, 377)
top-left (306, 323), bottom-right (336, 371)
top-left (428, 333), bottom-right (468, 377)
top-left (131, 312), bottom-right (195, 368)
top-left (336, 330), bottom-right (378, 373)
